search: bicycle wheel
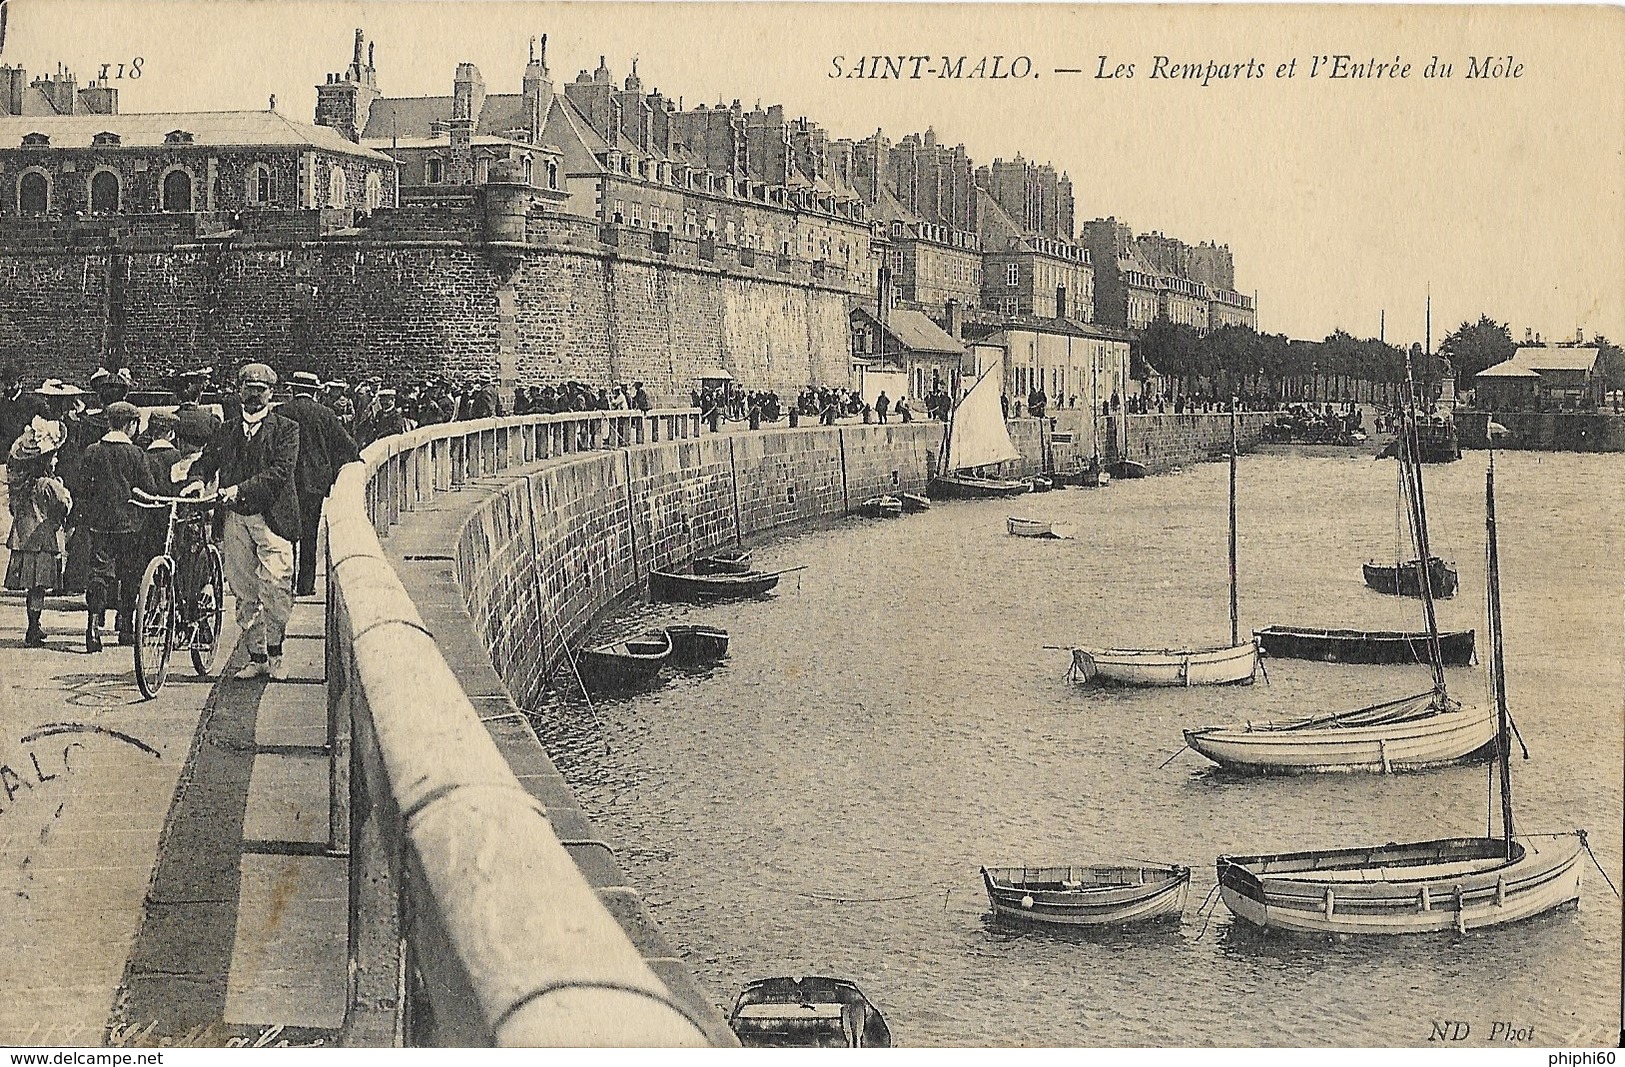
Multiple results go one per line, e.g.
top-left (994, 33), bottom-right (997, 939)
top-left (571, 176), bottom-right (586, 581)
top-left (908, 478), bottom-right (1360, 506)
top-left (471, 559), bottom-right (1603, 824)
top-left (190, 544), bottom-right (226, 676)
top-left (135, 556), bottom-right (176, 700)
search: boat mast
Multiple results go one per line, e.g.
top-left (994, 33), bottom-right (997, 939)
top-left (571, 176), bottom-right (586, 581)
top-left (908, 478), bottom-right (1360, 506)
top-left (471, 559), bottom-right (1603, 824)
top-left (1485, 441), bottom-right (1515, 856)
top-left (1228, 399), bottom-right (1239, 646)
top-left (1402, 350), bottom-right (1448, 692)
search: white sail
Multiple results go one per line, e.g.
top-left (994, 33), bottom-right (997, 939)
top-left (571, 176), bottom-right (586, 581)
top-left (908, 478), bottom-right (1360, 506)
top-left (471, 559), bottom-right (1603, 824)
top-left (946, 367), bottom-right (1020, 472)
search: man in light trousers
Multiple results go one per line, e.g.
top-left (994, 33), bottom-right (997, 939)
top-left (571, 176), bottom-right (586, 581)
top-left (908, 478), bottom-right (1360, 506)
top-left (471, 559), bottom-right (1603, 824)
top-left (186, 363), bottom-right (302, 680)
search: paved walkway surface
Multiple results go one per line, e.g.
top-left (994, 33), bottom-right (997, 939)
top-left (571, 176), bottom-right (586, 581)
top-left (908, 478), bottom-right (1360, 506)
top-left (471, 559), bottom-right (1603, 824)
top-left (1, 490), bottom-right (347, 1047)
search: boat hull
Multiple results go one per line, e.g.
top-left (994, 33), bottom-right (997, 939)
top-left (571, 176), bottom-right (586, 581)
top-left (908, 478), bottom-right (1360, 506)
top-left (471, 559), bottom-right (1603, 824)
top-left (1217, 835), bottom-right (1584, 935)
top-left (728, 977), bottom-right (892, 1048)
top-left (650, 570), bottom-right (780, 602)
top-left (1183, 702), bottom-right (1497, 775)
top-left (1255, 625), bottom-right (1476, 666)
top-left (576, 635), bottom-right (671, 693)
top-left (694, 551), bottom-right (752, 575)
top-left (858, 495), bottom-right (904, 518)
top-left (1008, 517), bottom-right (1073, 539)
top-left (898, 492), bottom-right (931, 512)
top-left (1072, 640), bottom-right (1259, 687)
top-left (1110, 460), bottom-right (1148, 479)
top-left (1363, 557), bottom-right (1459, 598)
top-left (662, 624), bottom-right (729, 666)
top-left (928, 473), bottom-right (1030, 499)
top-left (982, 865), bottom-right (1190, 926)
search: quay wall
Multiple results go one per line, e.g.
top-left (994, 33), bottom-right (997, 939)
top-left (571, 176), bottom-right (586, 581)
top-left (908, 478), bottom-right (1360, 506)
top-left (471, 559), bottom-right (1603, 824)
top-left (1456, 410), bottom-right (1625, 452)
top-left (324, 408), bottom-right (1260, 1044)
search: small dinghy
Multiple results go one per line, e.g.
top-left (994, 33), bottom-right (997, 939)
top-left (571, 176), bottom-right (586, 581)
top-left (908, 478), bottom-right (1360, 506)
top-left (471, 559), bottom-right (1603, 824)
top-left (1028, 475), bottom-right (1054, 493)
top-left (1110, 459), bottom-right (1148, 479)
top-left (576, 631), bottom-right (671, 694)
top-left (1007, 516), bottom-right (1073, 539)
top-left (1255, 624), bottom-right (1476, 666)
top-left (858, 495), bottom-right (903, 518)
top-left (898, 492), bottom-right (931, 513)
top-left (662, 623), bottom-right (729, 666)
top-left (1363, 556), bottom-right (1459, 598)
top-left (981, 863), bottom-right (1191, 926)
top-left (694, 550), bottom-right (753, 575)
top-left (651, 567), bottom-right (798, 602)
top-left (728, 977), bottom-right (892, 1048)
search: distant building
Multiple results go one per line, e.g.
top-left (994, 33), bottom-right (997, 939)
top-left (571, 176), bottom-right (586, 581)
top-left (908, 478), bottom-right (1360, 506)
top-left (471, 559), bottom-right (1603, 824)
top-left (977, 190), bottom-right (1092, 322)
top-left (0, 64), bottom-right (118, 117)
top-left (1081, 218), bottom-right (1254, 333)
top-left (0, 110), bottom-right (396, 220)
top-left (850, 305), bottom-right (966, 401)
top-left (1474, 345), bottom-right (1601, 408)
top-left (963, 316), bottom-right (1133, 415)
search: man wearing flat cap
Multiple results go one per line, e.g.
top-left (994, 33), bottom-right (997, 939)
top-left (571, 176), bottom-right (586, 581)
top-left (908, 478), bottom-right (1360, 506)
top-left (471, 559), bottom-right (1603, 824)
top-left (278, 370), bottom-right (360, 598)
top-left (185, 363), bottom-right (301, 680)
top-left (75, 399), bottom-right (156, 651)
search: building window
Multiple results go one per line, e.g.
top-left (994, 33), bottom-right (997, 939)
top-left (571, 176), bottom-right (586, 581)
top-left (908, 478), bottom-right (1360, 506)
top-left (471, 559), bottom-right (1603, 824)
top-left (365, 171), bottom-right (385, 212)
top-left (891, 220), bottom-right (903, 237)
top-left (1006, 263), bottom-right (1019, 287)
top-left (89, 170), bottom-right (121, 214)
top-left (612, 199), bottom-right (625, 225)
top-left (426, 158), bottom-right (445, 184)
top-left (328, 166), bottom-right (348, 208)
top-left (476, 158), bottom-right (490, 184)
top-left (91, 132), bottom-right (121, 147)
top-left (892, 250), bottom-right (903, 272)
top-left (20, 132), bottom-right (49, 148)
top-left (161, 167), bottom-right (193, 212)
top-left (18, 171), bottom-right (49, 216)
top-left (164, 130), bottom-right (195, 145)
top-left (546, 161), bottom-right (558, 188)
top-left (246, 165), bottom-right (273, 206)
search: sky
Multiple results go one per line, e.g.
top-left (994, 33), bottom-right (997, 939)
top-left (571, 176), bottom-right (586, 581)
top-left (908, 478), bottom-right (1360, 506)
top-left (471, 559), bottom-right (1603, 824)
top-left (4, 0), bottom-right (1622, 347)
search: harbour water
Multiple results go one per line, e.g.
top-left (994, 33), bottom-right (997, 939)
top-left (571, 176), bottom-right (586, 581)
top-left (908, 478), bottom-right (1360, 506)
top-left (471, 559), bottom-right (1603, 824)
top-left (533, 449), bottom-right (1623, 1047)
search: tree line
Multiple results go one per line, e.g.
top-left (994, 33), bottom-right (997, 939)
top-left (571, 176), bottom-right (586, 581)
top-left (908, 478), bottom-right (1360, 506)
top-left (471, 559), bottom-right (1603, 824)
top-left (1137, 316), bottom-right (1625, 401)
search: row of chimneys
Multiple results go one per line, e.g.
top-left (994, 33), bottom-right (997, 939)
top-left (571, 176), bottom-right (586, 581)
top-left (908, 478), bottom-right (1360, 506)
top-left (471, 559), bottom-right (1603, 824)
top-left (0, 63), bottom-right (118, 117)
top-left (1523, 328), bottom-right (1589, 345)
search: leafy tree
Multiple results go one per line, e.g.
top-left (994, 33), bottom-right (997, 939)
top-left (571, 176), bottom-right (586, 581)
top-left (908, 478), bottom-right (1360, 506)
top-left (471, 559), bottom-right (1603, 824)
top-left (1438, 315), bottom-right (1516, 380)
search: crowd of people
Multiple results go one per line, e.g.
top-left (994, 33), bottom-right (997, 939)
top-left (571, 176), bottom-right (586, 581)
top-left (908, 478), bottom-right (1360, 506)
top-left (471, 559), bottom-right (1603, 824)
top-left (2, 361), bottom-right (359, 675)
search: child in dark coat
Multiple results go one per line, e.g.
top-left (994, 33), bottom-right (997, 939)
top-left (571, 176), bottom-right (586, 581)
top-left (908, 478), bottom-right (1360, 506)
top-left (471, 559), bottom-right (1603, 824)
top-left (75, 401), bottom-right (155, 652)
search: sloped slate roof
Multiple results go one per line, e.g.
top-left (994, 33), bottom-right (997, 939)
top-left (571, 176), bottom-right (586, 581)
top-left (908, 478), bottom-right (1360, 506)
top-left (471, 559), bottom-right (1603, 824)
top-left (855, 307), bottom-right (964, 355)
top-left (0, 111), bottom-right (393, 160)
top-left (1476, 346), bottom-right (1599, 378)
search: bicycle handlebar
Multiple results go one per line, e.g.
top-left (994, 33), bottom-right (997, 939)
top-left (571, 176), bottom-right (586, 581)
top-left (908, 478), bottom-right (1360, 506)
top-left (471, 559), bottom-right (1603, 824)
top-left (131, 488), bottom-right (220, 508)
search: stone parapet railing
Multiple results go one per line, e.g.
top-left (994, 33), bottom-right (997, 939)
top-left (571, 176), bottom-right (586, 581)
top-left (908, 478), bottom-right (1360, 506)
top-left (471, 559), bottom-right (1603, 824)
top-left (324, 409), bottom-right (714, 1047)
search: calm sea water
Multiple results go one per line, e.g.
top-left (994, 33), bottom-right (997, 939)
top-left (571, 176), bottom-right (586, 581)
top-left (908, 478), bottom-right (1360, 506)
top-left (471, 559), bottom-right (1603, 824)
top-left (532, 449), bottom-right (1623, 1047)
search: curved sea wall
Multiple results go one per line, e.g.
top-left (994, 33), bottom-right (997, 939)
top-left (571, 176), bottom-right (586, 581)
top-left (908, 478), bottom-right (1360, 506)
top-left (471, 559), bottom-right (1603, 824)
top-left (326, 409), bottom-right (1263, 1045)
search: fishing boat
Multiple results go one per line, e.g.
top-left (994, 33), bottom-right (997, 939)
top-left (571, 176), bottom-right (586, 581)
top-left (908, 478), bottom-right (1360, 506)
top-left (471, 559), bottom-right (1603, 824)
top-left (1363, 557), bottom-right (1459, 598)
top-left (981, 863), bottom-right (1190, 926)
top-left (1215, 425), bottom-right (1587, 934)
top-left (694, 550), bottom-right (752, 575)
top-left (858, 495), bottom-right (903, 518)
top-left (1028, 474), bottom-right (1054, 493)
top-left (1007, 516), bottom-right (1073, 540)
top-left (662, 623), bottom-right (729, 666)
top-left (1070, 407), bottom-right (1258, 687)
top-left (1255, 624), bottom-right (1476, 666)
top-left (727, 977), bottom-right (893, 1048)
top-left (927, 366), bottom-right (1029, 499)
top-left (1185, 388), bottom-right (1490, 773)
top-left (898, 492), bottom-right (931, 513)
top-left (1109, 458), bottom-right (1148, 480)
top-left (650, 568), bottom-right (785, 602)
top-left (576, 631), bottom-right (671, 693)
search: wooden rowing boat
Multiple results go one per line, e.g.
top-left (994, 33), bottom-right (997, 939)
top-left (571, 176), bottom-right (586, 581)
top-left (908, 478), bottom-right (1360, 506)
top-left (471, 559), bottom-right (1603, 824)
top-left (1183, 687), bottom-right (1497, 774)
top-left (1255, 624), bottom-right (1476, 666)
top-left (1007, 516), bottom-right (1073, 539)
top-left (898, 492), bottom-right (931, 512)
top-left (1110, 459), bottom-right (1148, 479)
top-left (728, 977), bottom-right (892, 1048)
top-left (661, 624), bottom-right (729, 666)
top-left (1072, 640), bottom-right (1259, 686)
top-left (858, 495), bottom-right (903, 518)
top-left (650, 568), bottom-right (782, 602)
top-left (981, 863), bottom-right (1190, 926)
top-left (1363, 557), bottom-right (1459, 598)
top-left (576, 631), bottom-right (671, 693)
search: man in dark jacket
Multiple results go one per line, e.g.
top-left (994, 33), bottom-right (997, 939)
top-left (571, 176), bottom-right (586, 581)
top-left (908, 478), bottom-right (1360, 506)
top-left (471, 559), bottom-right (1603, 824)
top-left (186, 364), bottom-right (301, 681)
top-left (279, 371), bottom-right (361, 597)
top-left (75, 401), bottom-right (156, 651)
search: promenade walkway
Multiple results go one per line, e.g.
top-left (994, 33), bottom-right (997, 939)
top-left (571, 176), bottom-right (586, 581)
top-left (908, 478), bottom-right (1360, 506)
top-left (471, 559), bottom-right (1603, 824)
top-left (0, 487), bottom-right (346, 1046)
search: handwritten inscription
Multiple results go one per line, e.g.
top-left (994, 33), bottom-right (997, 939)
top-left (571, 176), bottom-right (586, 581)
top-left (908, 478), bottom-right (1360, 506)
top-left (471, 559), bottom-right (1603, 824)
top-left (97, 57), bottom-right (145, 80)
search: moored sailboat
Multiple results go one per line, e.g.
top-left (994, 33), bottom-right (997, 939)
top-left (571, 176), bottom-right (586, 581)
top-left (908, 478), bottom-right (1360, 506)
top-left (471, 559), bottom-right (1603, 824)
top-left (927, 366), bottom-right (1029, 499)
top-left (1214, 425), bottom-right (1586, 935)
top-left (1070, 405), bottom-right (1258, 686)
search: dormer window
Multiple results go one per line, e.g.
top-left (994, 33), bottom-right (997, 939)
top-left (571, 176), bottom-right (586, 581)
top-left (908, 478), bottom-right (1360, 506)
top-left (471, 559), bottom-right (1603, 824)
top-left (92, 132), bottom-right (121, 147)
top-left (165, 130), bottom-right (194, 145)
top-left (21, 132), bottom-right (49, 148)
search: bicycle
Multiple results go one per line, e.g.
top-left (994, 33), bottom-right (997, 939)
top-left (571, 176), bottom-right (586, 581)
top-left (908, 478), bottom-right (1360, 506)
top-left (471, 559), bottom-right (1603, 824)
top-left (130, 490), bottom-right (226, 699)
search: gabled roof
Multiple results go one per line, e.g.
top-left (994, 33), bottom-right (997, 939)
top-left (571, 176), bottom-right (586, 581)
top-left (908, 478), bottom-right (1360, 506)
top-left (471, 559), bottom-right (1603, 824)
top-left (1475, 345), bottom-right (1600, 379)
top-left (0, 111), bottom-right (393, 161)
top-left (853, 307), bottom-right (965, 356)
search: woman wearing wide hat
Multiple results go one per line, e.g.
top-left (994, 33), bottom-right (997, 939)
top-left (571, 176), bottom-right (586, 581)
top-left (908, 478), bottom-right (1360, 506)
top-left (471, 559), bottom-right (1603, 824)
top-left (5, 411), bottom-right (73, 646)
